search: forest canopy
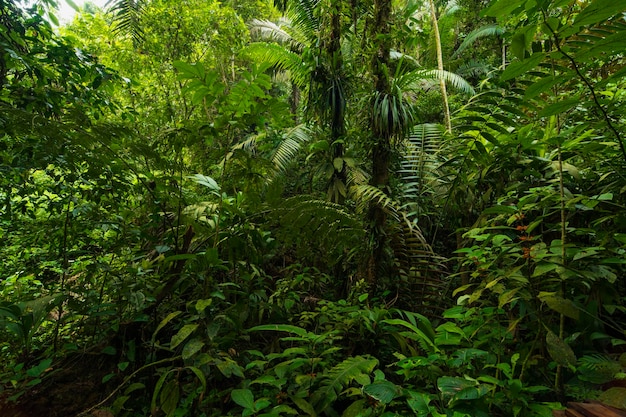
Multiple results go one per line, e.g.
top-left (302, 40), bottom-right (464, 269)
top-left (1, 0), bottom-right (626, 416)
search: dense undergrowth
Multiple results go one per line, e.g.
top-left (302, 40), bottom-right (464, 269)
top-left (2, 0), bottom-right (626, 416)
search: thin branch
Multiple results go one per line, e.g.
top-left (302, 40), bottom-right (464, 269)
top-left (543, 16), bottom-right (626, 163)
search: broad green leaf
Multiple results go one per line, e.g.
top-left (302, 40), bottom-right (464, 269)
top-left (124, 383), bottom-right (145, 395)
top-left (216, 358), bottom-right (244, 378)
top-left (482, 0), bottom-right (526, 18)
top-left (160, 379), bottom-right (179, 417)
top-left (26, 358), bottom-right (52, 377)
top-left (573, 0), bottom-right (626, 28)
top-left (383, 319), bottom-right (438, 352)
top-left (171, 324), bottom-right (198, 349)
top-left (195, 299), bottom-right (212, 313)
top-left (538, 98), bottom-right (579, 117)
top-left (290, 396), bottom-right (316, 416)
top-left (182, 339), bottom-right (204, 359)
top-left (363, 380), bottom-right (401, 404)
top-left (231, 388), bottom-right (255, 409)
top-left (65, 0), bottom-right (80, 11)
top-left (541, 295), bottom-right (579, 320)
top-left (546, 331), bottom-right (577, 367)
top-left (533, 262), bottom-right (558, 277)
top-left (524, 74), bottom-right (564, 100)
top-left (189, 174), bottom-right (220, 191)
top-left (153, 311), bottom-right (182, 342)
top-left (342, 399), bottom-right (366, 417)
top-left (248, 324), bottom-right (310, 338)
top-left (500, 53), bottom-right (545, 81)
top-left (437, 376), bottom-right (476, 396)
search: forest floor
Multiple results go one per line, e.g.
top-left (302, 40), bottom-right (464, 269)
top-left (0, 352), bottom-right (118, 417)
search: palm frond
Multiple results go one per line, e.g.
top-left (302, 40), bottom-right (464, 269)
top-left (416, 69), bottom-right (475, 95)
top-left (400, 123), bottom-right (445, 216)
top-left (350, 184), bottom-right (396, 217)
top-left (455, 59), bottom-right (491, 80)
top-left (248, 18), bottom-right (294, 45)
top-left (241, 42), bottom-right (309, 88)
top-left (287, 0), bottom-right (320, 42)
top-left (271, 124), bottom-right (312, 173)
top-left (390, 50), bottom-right (420, 68)
top-left (105, 0), bottom-right (145, 42)
top-left (453, 24), bottom-right (504, 58)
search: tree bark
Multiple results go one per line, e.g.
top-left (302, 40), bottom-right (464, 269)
top-left (367, 0), bottom-right (392, 286)
top-left (428, 0), bottom-right (452, 133)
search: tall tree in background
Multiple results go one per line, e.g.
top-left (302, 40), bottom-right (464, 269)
top-left (367, 0), bottom-right (393, 285)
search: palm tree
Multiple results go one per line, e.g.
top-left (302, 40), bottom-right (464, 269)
top-left (246, 0), bottom-right (352, 203)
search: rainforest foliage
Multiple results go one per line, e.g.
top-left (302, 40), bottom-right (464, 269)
top-left (1, 0), bottom-right (626, 415)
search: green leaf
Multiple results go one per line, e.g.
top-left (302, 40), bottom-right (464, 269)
top-left (525, 76), bottom-right (565, 99)
top-left (538, 99), bottom-right (579, 117)
top-left (189, 174), bottom-right (220, 191)
top-left (171, 324), bottom-right (198, 349)
top-left (541, 295), bottom-right (579, 320)
top-left (65, 0), bottom-right (80, 11)
top-left (342, 399), bottom-right (366, 417)
top-left (500, 53), bottom-right (546, 81)
top-left (383, 319), bottom-right (438, 352)
top-left (124, 382), bottom-right (145, 395)
top-left (182, 339), bottom-right (204, 359)
top-left (437, 376), bottom-right (476, 396)
top-left (406, 390), bottom-right (435, 416)
top-left (546, 331), bottom-right (577, 367)
top-left (160, 379), bottom-right (179, 416)
top-left (482, 0), bottom-right (526, 18)
top-left (248, 324), bottom-right (311, 338)
top-left (153, 311), bottom-right (183, 342)
top-left (26, 359), bottom-right (52, 378)
top-left (363, 380), bottom-right (401, 404)
top-left (533, 262), bottom-right (558, 277)
top-left (290, 396), bottom-right (316, 416)
top-left (573, 0), bottom-right (626, 28)
top-left (216, 358), bottom-right (244, 378)
top-left (313, 356), bottom-right (378, 412)
top-left (187, 366), bottom-right (207, 395)
top-left (102, 345), bottom-right (117, 355)
top-left (232, 388), bottom-right (255, 409)
top-left (598, 387), bottom-right (626, 410)
top-left (195, 299), bottom-right (212, 313)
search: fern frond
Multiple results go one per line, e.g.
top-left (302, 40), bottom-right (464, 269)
top-left (271, 196), bottom-right (365, 266)
top-left (578, 354), bottom-right (622, 384)
top-left (312, 355), bottom-right (378, 413)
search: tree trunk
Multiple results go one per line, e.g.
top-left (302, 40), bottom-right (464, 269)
top-left (428, 0), bottom-right (452, 133)
top-left (328, 0), bottom-right (347, 203)
top-left (367, 0), bottom-right (392, 286)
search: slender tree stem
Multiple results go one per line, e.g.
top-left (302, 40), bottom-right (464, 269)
top-left (428, 0), bottom-right (451, 133)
